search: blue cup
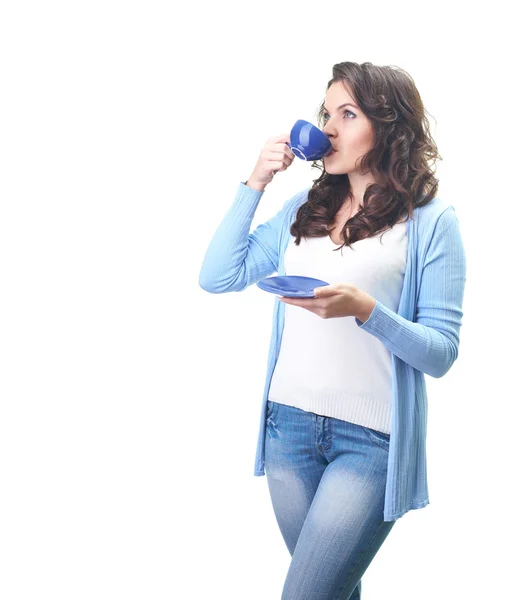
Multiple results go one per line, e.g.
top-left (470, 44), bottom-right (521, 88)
top-left (285, 119), bottom-right (334, 160)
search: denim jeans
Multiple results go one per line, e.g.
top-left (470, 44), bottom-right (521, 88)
top-left (264, 400), bottom-right (396, 600)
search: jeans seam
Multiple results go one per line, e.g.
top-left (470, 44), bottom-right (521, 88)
top-left (361, 426), bottom-right (390, 451)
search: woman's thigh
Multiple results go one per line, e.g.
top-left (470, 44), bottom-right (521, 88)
top-left (264, 401), bottom-right (329, 555)
top-left (265, 401), bottom-right (395, 600)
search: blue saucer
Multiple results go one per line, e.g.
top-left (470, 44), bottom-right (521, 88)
top-left (257, 276), bottom-right (330, 298)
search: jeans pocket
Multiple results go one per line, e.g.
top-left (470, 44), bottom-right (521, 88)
top-left (266, 401), bottom-right (279, 422)
top-left (361, 425), bottom-right (390, 451)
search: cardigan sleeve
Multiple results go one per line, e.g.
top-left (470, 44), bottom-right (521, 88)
top-left (355, 206), bottom-right (467, 378)
top-left (199, 182), bottom-right (301, 293)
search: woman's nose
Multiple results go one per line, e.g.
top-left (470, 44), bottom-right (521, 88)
top-left (322, 123), bottom-right (335, 137)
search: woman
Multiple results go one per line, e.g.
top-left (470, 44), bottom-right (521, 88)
top-left (199, 61), bottom-right (467, 600)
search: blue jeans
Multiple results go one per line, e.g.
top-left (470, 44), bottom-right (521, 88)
top-left (265, 400), bottom-right (396, 600)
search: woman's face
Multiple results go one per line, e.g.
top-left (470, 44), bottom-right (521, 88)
top-left (321, 81), bottom-right (375, 176)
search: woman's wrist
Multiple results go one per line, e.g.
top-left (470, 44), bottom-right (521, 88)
top-left (245, 178), bottom-right (267, 192)
top-left (354, 291), bottom-right (377, 323)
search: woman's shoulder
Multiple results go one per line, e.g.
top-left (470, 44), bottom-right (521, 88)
top-left (414, 195), bottom-right (455, 225)
top-left (285, 186), bottom-right (312, 215)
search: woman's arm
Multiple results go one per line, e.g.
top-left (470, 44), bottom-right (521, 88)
top-left (198, 182), bottom-right (303, 293)
top-left (355, 207), bottom-right (467, 378)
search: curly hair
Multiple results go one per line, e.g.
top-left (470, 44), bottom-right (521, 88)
top-left (289, 61), bottom-right (443, 252)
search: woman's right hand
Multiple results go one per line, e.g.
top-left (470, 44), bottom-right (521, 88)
top-left (246, 132), bottom-right (295, 190)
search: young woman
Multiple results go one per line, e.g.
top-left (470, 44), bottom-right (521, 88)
top-left (199, 61), bottom-right (467, 600)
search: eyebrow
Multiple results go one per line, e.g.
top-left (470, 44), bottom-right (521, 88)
top-left (322, 103), bottom-right (359, 113)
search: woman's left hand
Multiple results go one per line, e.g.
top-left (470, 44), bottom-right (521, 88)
top-left (278, 282), bottom-right (376, 321)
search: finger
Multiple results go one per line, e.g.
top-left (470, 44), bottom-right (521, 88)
top-left (267, 159), bottom-right (287, 172)
top-left (278, 142), bottom-right (294, 160)
top-left (268, 149), bottom-right (293, 166)
top-left (271, 132), bottom-right (291, 144)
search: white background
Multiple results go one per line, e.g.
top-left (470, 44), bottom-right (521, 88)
top-left (1, 1), bottom-right (521, 598)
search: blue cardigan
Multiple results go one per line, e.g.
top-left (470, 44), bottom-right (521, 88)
top-left (199, 181), bottom-right (467, 521)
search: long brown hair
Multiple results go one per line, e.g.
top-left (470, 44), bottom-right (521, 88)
top-left (290, 61), bottom-right (442, 252)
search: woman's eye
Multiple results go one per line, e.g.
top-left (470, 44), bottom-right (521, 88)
top-left (322, 110), bottom-right (356, 122)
